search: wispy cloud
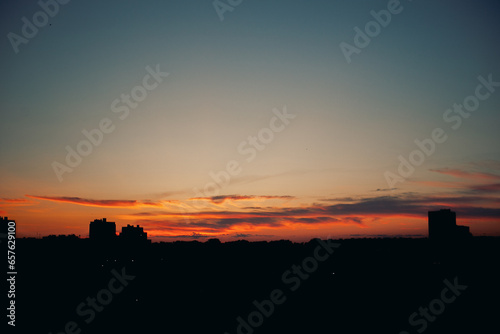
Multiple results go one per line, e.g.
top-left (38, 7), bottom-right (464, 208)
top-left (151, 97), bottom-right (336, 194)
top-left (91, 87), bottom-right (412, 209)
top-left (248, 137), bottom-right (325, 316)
top-left (468, 183), bottom-right (500, 193)
top-left (411, 180), bottom-right (465, 188)
top-left (319, 197), bottom-right (358, 203)
top-left (374, 188), bottom-right (398, 192)
top-left (190, 194), bottom-right (294, 204)
top-left (130, 193), bottom-right (500, 233)
top-left (25, 186), bottom-right (500, 239)
top-left (416, 167), bottom-right (500, 196)
top-left (0, 198), bottom-right (37, 206)
top-left (26, 195), bottom-right (164, 208)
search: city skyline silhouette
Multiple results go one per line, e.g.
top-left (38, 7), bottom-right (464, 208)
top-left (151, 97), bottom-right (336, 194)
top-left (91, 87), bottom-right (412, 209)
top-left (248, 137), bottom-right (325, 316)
top-left (3, 211), bottom-right (499, 333)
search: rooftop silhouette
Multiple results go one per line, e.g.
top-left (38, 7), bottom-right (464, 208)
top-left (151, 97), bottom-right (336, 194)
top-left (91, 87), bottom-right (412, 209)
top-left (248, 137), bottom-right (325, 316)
top-left (88, 218), bottom-right (151, 249)
top-left (428, 209), bottom-right (472, 241)
top-left (89, 218), bottom-right (116, 241)
top-left (120, 224), bottom-right (150, 245)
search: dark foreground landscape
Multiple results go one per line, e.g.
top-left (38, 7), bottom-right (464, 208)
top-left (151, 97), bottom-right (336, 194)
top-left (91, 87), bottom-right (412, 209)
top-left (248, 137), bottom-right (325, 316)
top-left (8, 235), bottom-right (500, 334)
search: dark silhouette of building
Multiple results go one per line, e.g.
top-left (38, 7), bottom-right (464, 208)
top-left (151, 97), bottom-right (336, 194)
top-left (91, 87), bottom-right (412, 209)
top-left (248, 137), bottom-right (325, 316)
top-left (428, 209), bottom-right (472, 242)
top-left (120, 224), bottom-right (149, 244)
top-left (89, 218), bottom-right (116, 241)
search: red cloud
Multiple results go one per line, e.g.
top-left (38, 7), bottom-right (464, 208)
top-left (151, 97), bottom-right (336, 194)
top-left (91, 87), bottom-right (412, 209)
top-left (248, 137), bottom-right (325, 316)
top-left (189, 195), bottom-right (294, 204)
top-left (120, 192), bottom-right (500, 237)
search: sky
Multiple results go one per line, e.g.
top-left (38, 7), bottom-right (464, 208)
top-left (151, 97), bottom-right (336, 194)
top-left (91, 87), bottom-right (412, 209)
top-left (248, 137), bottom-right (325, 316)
top-left (1, 0), bottom-right (500, 242)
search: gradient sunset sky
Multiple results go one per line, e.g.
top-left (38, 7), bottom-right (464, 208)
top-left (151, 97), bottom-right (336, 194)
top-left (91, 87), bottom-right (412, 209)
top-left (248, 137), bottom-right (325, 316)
top-left (1, 0), bottom-right (499, 241)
